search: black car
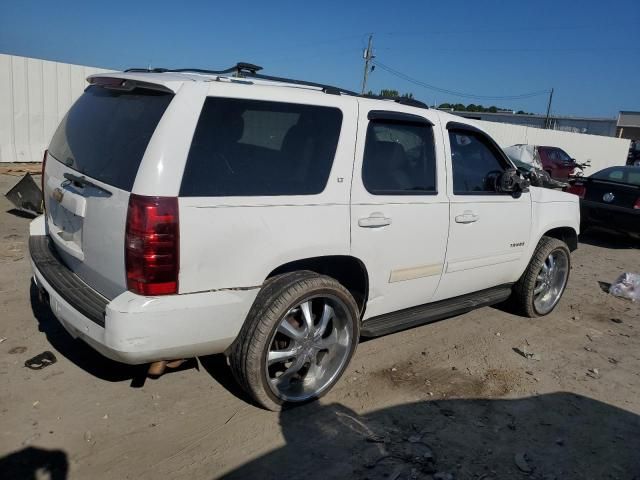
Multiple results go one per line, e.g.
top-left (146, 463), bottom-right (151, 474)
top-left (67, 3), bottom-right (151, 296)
top-left (567, 166), bottom-right (640, 238)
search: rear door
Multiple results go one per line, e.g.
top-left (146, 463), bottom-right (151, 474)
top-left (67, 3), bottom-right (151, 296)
top-left (44, 82), bottom-right (174, 299)
top-left (350, 106), bottom-right (449, 320)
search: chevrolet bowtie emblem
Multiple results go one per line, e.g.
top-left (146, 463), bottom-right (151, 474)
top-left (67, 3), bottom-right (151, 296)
top-left (52, 188), bottom-right (64, 203)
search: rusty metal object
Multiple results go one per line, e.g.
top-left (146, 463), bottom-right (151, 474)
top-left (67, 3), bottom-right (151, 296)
top-left (147, 359), bottom-right (187, 377)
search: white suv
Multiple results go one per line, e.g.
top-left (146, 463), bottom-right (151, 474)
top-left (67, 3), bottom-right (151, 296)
top-left (30, 64), bottom-right (579, 410)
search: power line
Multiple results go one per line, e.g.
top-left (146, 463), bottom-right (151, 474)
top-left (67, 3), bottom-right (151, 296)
top-left (372, 60), bottom-right (550, 100)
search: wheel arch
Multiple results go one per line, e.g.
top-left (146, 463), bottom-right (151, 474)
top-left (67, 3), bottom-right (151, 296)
top-left (266, 255), bottom-right (369, 316)
top-left (542, 226), bottom-right (579, 251)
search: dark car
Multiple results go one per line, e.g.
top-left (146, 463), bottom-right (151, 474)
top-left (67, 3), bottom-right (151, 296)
top-left (538, 146), bottom-right (580, 179)
top-left (566, 166), bottom-right (640, 238)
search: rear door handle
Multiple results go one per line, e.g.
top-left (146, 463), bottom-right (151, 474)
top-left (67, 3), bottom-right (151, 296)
top-left (455, 211), bottom-right (479, 224)
top-left (358, 213), bottom-right (392, 228)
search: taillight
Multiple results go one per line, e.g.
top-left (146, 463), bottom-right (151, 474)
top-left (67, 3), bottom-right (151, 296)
top-left (41, 150), bottom-right (47, 212)
top-left (634, 197), bottom-right (640, 210)
top-left (566, 183), bottom-right (586, 199)
top-left (125, 195), bottom-right (179, 295)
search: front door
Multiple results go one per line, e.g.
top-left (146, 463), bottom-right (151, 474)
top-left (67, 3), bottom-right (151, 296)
top-left (433, 123), bottom-right (532, 301)
top-left (350, 107), bottom-right (450, 320)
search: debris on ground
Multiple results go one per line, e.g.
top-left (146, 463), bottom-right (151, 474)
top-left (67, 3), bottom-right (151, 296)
top-left (0, 337), bottom-right (6, 344)
top-left (24, 351), bottom-right (57, 370)
top-left (514, 452), bottom-right (533, 473)
top-left (8, 346), bottom-right (27, 354)
top-left (4, 173), bottom-right (43, 216)
top-left (608, 273), bottom-right (640, 302)
top-left (611, 318), bottom-right (623, 324)
top-left (586, 368), bottom-right (600, 378)
top-left (513, 346), bottom-right (541, 361)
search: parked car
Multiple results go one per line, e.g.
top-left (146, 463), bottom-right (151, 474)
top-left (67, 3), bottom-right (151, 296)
top-left (567, 166), bottom-right (640, 239)
top-left (503, 145), bottom-right (568, 189)
top-left (537, 145), bottom-right (583, 180)
top-left (29, 64), bottom-right (580, 410)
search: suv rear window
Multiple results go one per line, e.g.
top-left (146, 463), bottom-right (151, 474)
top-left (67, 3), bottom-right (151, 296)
top-left (180, 97), bottom-right (343, 197)
top-left (48, 85), bottom-right (173, 191)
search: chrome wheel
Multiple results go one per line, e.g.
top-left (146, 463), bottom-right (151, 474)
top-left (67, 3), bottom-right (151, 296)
top-left (533, 249), bottom-right (569, 315)
top-left (265, 294), bottom-right (354, 402)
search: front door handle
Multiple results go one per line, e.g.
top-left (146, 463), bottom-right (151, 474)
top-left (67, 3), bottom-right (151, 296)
top-left (358, 212), bottom-right (392, 228)
top-left (455, 210), bottom-right (479, 224)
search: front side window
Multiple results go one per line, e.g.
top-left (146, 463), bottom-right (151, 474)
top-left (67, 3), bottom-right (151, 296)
top-left (180, 98), bottom-right (343, 196)
top-left (449, 129), bottom-right (507, 194)
top-left (362, 120), bottom-right (436, 195)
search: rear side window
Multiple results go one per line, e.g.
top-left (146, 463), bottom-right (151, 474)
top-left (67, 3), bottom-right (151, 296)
top-left (449, 130), bottom-right (507, 194)
top-left (593, 168), bottom-right (640, 186)
top-left (362, 120), bottom-right (436, 195)
top-left (180, 98), bottom-right (343, 196)
top-left (49, 85), bottom-right (173, 191)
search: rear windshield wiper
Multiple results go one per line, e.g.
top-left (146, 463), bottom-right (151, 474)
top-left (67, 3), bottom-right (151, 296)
top-left (63, 173), bottom-right (112, 197)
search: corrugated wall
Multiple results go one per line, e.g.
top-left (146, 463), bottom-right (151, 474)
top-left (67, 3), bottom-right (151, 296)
top-left (0, 53), bottom-right (111, 162)
top-left (477, 120), bottom-right (630, 174)
top-left (0, 53), bottom-right (632, 172)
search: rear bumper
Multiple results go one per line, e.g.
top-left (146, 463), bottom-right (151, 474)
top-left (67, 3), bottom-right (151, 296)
top-left (29, 217), bottom-right (259, 364)
top-left (581, 201), bottom-right (640, 235)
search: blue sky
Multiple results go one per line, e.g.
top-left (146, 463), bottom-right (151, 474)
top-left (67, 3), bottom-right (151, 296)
top-left (1, 0), bottom-right (638, 117)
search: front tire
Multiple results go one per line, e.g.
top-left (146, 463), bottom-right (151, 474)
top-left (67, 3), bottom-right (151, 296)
top-left (229, 271), bottom-right (359, 411)
top-left (511, 237), bottom-right (571, 317)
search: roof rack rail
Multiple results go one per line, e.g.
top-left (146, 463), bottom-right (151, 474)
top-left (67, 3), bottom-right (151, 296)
top-left (359, 94), bottom-right (429, 109)
top-left (123, 62), bottom-right (428, 108)
top-left (124, 62), bottom-right (359, 95)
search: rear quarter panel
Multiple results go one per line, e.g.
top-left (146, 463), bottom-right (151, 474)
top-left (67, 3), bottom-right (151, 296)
top-left (177, 84), bottom-right (358, 292)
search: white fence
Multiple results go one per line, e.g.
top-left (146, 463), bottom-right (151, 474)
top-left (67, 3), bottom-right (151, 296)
top-left (0, 54), bottom-right (632, 172)
top-left (0, 54), bottom-right (111, 163)
top-left (477, 120), bottom-right (630, 174)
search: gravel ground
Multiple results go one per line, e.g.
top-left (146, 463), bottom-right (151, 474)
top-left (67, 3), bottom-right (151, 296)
top-left (0, 172), bottom-right (639, 480)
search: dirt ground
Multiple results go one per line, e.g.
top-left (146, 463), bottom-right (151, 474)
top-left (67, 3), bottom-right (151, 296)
top-left (1, 172), bottom-right (639, 480)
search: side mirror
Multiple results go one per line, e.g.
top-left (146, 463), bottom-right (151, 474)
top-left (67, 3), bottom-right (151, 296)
top-left (498, 168), bottom-right (530, 196)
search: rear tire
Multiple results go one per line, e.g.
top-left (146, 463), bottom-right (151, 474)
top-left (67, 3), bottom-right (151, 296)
top-left (511, 237), bottom-right (571, 318)
top-left (229, 271), bottom-right (359, 411)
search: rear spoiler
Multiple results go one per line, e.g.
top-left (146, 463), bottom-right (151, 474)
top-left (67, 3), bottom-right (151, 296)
top-left (87, 76), bottom-right (173, 94)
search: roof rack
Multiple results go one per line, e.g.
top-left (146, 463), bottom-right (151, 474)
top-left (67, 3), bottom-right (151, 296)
top-left (123, 62), bottom-right (428, 108)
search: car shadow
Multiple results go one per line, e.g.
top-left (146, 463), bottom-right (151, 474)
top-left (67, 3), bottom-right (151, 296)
top-left (198, 354), bottom-right (257, 405)
top-left (0, 446), bottom-right (68, 480)
top-left (29, 280), bottom-right (170, 387)
top-left (220, 393), bottom-right (640, 479)
top-left (579, 229), bottom-right (639, 250)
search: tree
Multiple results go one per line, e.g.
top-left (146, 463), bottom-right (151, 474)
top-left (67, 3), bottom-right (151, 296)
top-left (379, 89), bottom-right (400, 98)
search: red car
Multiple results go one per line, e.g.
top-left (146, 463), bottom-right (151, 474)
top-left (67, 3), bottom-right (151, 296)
top-left (537, 146), bottom-right (579, 180)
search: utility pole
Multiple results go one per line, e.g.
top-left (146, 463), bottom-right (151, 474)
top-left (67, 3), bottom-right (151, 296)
top-left (544, 88), bottom-right (554, 129)
top-left (361, 34), bottom-right (374, 94)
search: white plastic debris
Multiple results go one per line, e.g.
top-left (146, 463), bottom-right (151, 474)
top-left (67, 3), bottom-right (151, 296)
top-left (609, 273), bottom-right (640, 302)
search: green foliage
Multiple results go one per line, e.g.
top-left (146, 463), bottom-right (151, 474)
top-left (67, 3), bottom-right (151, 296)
top-left (370, 89), bottom-right (415, 99)
top-left (437, 103), bottom-right (532, 115)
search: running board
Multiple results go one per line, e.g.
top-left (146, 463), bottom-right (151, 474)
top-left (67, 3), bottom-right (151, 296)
top-left (361, 284), bottom-right (513, 337)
